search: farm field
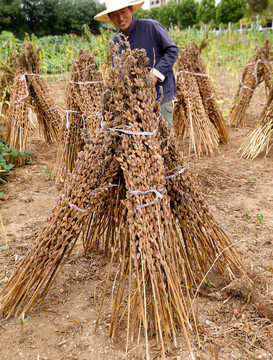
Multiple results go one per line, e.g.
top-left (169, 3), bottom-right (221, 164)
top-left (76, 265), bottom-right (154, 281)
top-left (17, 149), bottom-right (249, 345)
top-left (0, 61), bottom-right (273, 360)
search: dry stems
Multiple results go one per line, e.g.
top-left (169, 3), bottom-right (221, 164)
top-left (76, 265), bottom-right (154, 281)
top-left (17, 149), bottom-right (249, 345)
top-left (174, 41), bottom-right (230, 156)
top-left (53, 49), bottom-right (103, 182)
top-left (0, 40), bottom-right (242, 359)
top-left (229, 39), bottom-right (272, 127)
top-left (237, 87), bottom-right (273, 159)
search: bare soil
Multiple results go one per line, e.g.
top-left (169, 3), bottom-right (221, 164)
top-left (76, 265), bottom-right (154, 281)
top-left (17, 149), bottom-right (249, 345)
top-left (0, 67), bottom-right (273, 360)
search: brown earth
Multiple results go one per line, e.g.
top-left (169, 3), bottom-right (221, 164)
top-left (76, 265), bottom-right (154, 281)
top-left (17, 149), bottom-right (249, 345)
top-left (0, 66), bottom-right (273, 360)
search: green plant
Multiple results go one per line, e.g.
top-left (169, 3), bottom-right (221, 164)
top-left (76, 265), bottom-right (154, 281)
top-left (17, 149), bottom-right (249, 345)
top-left (18, 313), bottom-right (30, 342)
top-left (0, 140), bottom-right (31, 172)
top-left (244, 213), bottom-right (251, 219)
top-left (257, 213), bottom-right (264, 223)
top-left (40, 165), bottom-right (51, 177)
top-left (247, 177), bottom-right (257, 183)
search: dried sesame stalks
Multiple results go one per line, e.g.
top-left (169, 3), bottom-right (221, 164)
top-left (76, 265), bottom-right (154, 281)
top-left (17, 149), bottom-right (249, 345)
top-left (6, 40), bottom-right (61, 157)
top-left (174, 70), bottom-right (219, 155)
top-left (6, 44), bottom-right (32, 159)
top-left (53, 50), bottom-right (103, 182)
top-left (229, 39), bottom-right (272, 127)
top-left (0, 40), bottom-right (241, 360)
top-left (237, 87), bottom-right (273, 159)
top-left (174, 41), bottom-right (230, 156)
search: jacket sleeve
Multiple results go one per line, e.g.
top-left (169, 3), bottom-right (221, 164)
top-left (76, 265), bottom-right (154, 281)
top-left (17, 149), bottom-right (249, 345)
top-left (152, 22), bottom-right (179, 78)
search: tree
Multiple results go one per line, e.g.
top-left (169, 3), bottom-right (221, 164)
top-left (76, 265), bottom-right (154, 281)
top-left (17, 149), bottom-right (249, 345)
top-left (197, 0), bottom-right (216, 24)
top-left (246, 0), bottom-right (269, 16)
top-left (157, 1), bottom-right (178, 29)
top-left (216, 0), bottom-right (247, 24)
top-left (0, 0), bottom-right (26, 36)
top-left (134, 8), bottom-right (152, 19)
top-left (0, 0), bottom-right (103, 37)
top-left (176, 0), bottom-right (199, 29)
top-left (263, 0), bottom-right (273, 18)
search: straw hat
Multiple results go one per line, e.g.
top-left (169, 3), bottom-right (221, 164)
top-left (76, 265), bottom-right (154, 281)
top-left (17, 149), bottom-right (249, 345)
top-left (94, 0), bottom-right (144, 22)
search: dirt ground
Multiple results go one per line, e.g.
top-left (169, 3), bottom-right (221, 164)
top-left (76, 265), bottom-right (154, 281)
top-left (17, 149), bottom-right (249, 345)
top-left (0, 66), bottom-right (273, 360)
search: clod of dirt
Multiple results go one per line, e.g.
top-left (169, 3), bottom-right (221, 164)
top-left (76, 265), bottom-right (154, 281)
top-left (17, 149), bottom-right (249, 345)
top-left (257, 301), bottom-right (273, 322)
top-left (222, 274), bottom-right (253, 299)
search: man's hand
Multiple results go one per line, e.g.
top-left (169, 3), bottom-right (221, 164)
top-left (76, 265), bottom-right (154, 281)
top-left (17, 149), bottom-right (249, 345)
top-left (150, 73), bottom-right (158, 85)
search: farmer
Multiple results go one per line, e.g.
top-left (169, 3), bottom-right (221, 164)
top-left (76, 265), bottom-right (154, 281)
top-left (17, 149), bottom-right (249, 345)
top-left (94, 0), bottom-right (179, 129)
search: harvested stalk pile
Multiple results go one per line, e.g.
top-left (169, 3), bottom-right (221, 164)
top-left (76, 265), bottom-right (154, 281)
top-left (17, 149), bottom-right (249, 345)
top-left (174, 41), bottom-right (230, 156)
top-left (229, 39), bottom-right (273, 127)
top-left (237, 87), bottom-right (273, 159)
top-left (6, 39), bottom-right (61, 156)
top-left (0, 40), bottom-right (241, 359)
top-left (0, 56), bottom-right (14, 126)
top-left (53, 49), bottom-right (103, 182)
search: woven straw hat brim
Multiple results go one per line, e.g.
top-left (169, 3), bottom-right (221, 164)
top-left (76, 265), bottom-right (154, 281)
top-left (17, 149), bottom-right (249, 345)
top-left (94, 0), bottom-right (144, 21)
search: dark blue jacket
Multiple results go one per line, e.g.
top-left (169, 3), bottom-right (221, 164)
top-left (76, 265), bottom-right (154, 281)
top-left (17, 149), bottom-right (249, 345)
top-left (112, 17), bottom-right (179, 104)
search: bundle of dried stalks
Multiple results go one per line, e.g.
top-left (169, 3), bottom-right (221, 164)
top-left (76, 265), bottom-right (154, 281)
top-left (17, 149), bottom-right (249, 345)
top-left (189, 42), bottom-right (230, 144)
top-left (174, 70), bottom-right (220, 156)
top-left (0, 56), bottom-right (14, 127)
top-left (53, 50), bottom-right (103, 182)
top-left (229, 39), bottom-right (273, 127)
top-left (0, 41), bottom-right (241, 360)
top-left (5, 45), bottom-right (33, 157)
top-left (24, 41), bottom-right (61, 143)
top-left (237, 87), bottom-right (273, 159)
top-left (6, 40), bottom-right (61, 157)
top-left (174, 41), bottom-right (229, 156)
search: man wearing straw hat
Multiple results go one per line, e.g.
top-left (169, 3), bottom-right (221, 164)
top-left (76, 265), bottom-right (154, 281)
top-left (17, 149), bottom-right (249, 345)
top-left (94, 0), bottom-right (179, 129)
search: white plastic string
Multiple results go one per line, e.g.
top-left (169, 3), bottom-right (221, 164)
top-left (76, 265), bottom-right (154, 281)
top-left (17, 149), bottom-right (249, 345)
top-left (176, 70), bottom-right (209, 81)
top-left (86, 114), bottom-right (102, 119)
top-left (205, 93), bottom-right (214, 101)
top-left (100, 116), bottom-right (105, 128)
top-left (128, 189), bottom-right (164, 210)
top-left (86, 113), bottom-right (103, 130)
top-left (245, 60), bottom-right (273, 67)
top-left (252, 59), bottom-right (262, 85)
top-left (244, 60), bottom-right (273, 84)
top-left (165, 167), bottom-right (186, 179)
top-left (68, 201), bottom-right (90, 213)
top-left (239, 80), bottom-right (254, 95)
top-left (69, 80), bottom-right (103, 85)
top-left (58, 110), bottom-right (103, 130)
top-left (108, 127), bottom-right (157, 136)
top-left (45, 105), bottom-right (59, 112)
top-left (15, 73), bottom-right (43, 103)
top-left (60, 110), bottom-right (82, 129)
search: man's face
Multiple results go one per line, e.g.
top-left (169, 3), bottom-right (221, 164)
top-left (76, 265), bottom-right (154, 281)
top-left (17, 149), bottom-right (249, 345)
top-left (109, 6), bottom-right (133, 34)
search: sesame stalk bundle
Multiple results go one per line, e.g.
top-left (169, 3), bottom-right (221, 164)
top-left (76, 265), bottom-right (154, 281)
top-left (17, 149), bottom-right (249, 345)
top-left (174, 41), bottom-right (230, 156)
top-left (53, 49), bottom-right (103, 182)
top-left (229, 39), bottom-right (272, 127)
top-left (0, 40), bottom-right (241, 359)
top-left (237, 87), bottom-right (273, 159)
top-left (6, 39), bottom-right (61, 158)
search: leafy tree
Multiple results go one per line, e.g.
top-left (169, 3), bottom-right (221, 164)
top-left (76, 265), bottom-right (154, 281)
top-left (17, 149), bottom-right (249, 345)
top-left (149, 6), bottom-right (161, 21)
top-left (62, 0), bottom-right (102, 35)
top-left (21, 0), bottom-right (42, 35)
top-left (157, 1), bottom-right (178, 29)
top-left (134, 7), bottom-right (161, 21)
top-left (176, 0), bottom-right (199, 28)
top-left (0, 0), bottom-right (103, 38)
top-left (197, 0), bottom-right (216, 24)
top-left (263, 0), bottom-right (273, 17)
top-left (134, 8), bottom-right (152, 19)
top-left (216, 0), bottom-right (247, 24)
top-left (246, 0), bottom-right (269, 15)
top-left (0, 0), bottom-right (26, 36)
